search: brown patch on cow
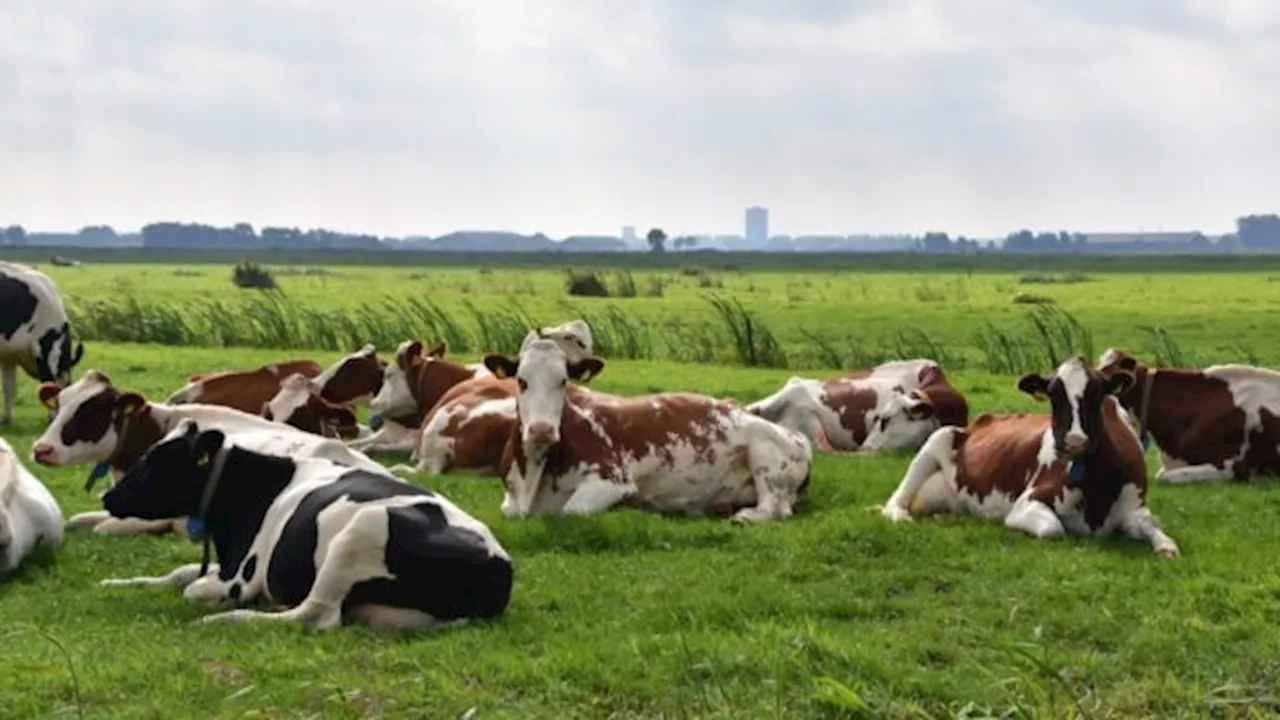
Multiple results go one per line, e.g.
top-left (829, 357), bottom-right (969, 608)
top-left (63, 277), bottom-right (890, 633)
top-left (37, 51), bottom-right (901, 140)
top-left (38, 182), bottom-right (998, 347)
top-left (179, 359), bottom-right (323, 414)
top-left (402, 352), bottom-right (482, 420)
top-left (319, 352), bottom-right (385, 405)
top-left (56, 385), bottom-right (167, 472)
top-left (268, 394), bottom-right (360, 440)
top-left (1098, 355), bottom-right (1252, 476)
top-left (817, 380), bottom-right (880, 445)
top-left (437, 380), bottom-right (519, 473)
top-left (952, 413), bottom-right (1051, 502)
top-left (912, 380), bottom-right (969, 428)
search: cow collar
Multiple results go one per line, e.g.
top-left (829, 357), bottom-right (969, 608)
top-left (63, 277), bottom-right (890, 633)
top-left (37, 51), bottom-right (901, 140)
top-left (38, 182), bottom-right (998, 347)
top-left (84, 412), bottom-right (136, 492)
top-left (192, 446), bottom-right (232, 577)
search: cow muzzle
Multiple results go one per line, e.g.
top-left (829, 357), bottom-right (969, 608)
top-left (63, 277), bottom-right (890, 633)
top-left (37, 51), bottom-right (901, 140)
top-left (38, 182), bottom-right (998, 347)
top-left (1062, 434), bottom-right (1087, 457)
top-left (31, 443), bottom-right (58, 466)
top-left (523, 421), bottom-right (559, 449)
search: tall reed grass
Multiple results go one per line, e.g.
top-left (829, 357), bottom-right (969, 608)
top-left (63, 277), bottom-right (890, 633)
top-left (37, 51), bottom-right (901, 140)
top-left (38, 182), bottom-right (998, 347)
top-left (65, 294), bottom-right (1175, 375)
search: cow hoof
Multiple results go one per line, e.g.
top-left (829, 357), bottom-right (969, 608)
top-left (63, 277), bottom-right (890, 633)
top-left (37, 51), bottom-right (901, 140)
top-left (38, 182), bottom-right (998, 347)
top-left (1156, 545), bottom-right (1180, 558)
top-left (881, 505), bottom-right (913, 523)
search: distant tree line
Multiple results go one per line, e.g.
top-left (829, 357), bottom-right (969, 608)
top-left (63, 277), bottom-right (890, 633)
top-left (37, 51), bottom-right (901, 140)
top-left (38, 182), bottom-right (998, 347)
top-left (4, 214), bottom-right (1280, 254)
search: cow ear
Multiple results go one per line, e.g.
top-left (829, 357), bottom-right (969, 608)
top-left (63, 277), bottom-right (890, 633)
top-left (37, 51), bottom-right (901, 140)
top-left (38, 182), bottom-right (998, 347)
top-left (193, 429), bottom-right (226, 469)
top-left (399, 340), bottom-right (425, 369)
top-left (484, 353), bottom-right (519, 379)
top-left (1017, 374), bottom-right (1051, 402)
top-left (37, 383), bottom-right (61, 410)
top-left (71, 341), bottom-right (85, 366)
top-left (1107, 370), bottom-right (1135, 396)
top-left (117, 392), bottom-right (146, 418)
top-left (1117, 356), bottom-right (1138, 373)
top-left (426, 341), bottom-right (447, 358)
top-left (568, 357), bottom-right (605, 382)
top-left (904, 390), bottom-right (935, 420)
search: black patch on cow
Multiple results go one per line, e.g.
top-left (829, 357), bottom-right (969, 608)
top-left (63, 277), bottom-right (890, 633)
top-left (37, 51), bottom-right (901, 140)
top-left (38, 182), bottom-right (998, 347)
top-left (0, 274), bottom-right (38, 341)
top-left (228, 582), bottom-right (242, 601)
top-left (264, 471), bottom-right (511, 621)
top-left (240, 554), bottom-right (257, 583)
top-left (36, 325), bottom-right (66, 381)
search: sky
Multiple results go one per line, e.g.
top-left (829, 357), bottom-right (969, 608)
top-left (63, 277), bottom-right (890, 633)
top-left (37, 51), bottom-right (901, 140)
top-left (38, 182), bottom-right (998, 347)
top-left (2, 0), bottom-right (1278, 239)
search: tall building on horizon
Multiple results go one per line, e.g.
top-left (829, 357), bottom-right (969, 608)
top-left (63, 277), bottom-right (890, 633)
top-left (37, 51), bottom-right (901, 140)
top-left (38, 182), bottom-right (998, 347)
top-left (745, 206), bottom-right (768, 244)
top-left (621, 225), bottom-right (636, 243)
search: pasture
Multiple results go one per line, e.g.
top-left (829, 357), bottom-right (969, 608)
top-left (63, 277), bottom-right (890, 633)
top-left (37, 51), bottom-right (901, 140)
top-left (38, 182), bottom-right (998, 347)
top-left (4, 257), bottom-right (1280, 718)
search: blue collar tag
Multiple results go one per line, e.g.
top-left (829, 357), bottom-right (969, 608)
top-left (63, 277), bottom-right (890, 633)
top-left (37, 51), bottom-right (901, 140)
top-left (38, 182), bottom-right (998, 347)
top-left (1067, 461), bottom-right (1086, 487)
top-left (1139, 431), bottom-right (1150, 451)
top-left (84, 462), bottom-right (111, 492)
top-left (186, 517), bottom-right (207, 541)
top-left (368, 415), bottom-right (384, 430)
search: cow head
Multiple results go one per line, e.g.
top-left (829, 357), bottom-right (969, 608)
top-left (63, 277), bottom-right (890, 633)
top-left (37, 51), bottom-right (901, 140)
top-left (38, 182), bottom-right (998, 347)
top-left (35, 321), bottom-right (84, 386)
top-left (263, 373), bottom-right (358, 438)
top-left (31, 369), bottom-right (147, 467)
top-left (102, 421), bottom-right (223, 522)
top-left (369, 339), bottom-right (447, 419)
top-left (1018, 356), bottom-right (1134, 459)
top-left (484, 339), bottom-right (603, 451)
top-left (315, 343), bottom-right (386, 406)
top-left (519, 319), bottom-right (595, 367)
top-left (861, 387), bottom-right (940, 452)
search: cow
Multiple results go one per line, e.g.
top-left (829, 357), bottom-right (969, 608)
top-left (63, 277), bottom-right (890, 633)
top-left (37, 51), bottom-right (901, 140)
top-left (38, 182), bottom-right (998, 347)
top-left (261, 373), bottom-right (361, 440)
top-left (96, 420), bottom-right (514, 632)
top-left (519, 319), bottom-right (594, 363)
top-left (0, 261), bottom-right (84, 425)
top-left (0, 436), bottom-right (64, 574)
top-left (877, 356), bottom-right (1179, 557)
top-left (389, 376), bottom-right (518, 477)
top-left (30, 369), bottom-right (388, 537)
top-left (746, 359), bottom-right (966, 453)
top-left (482, 339), bottom-right (814, 524)
top-left (1096, 347), bottom-right (1280, 484)
top-left (166, 358), bottom-right (325, 415)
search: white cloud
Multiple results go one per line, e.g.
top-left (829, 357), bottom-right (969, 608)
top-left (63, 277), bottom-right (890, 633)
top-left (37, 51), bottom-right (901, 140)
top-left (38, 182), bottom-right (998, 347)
top-left (0, 0), bottom-right (1277, 238)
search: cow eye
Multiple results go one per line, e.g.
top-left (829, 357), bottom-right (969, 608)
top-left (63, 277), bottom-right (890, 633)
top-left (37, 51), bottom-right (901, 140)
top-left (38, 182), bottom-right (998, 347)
top-left (518, 378), bottom-right (528, 392)
top-left (560, 378), bottom-right (567, 387)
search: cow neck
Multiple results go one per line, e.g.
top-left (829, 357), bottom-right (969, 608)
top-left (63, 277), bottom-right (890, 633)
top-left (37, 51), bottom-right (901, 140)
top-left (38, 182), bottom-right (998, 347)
top-left (1064, 402), bottom-right (1132, 529)
top-left (195, 446), bottom-right (296, 581)
top-left (85, 407), bottom-right (162, 492)
top-left (410, 360), bottom-right (473, 415)
top-left (506, 396), bottom-right (585, 516)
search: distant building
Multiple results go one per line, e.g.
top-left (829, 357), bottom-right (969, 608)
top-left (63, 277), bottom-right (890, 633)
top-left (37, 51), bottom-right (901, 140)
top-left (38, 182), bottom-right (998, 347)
top-left (621, 225), bottom-right (636, 244)
top-left (745, 206), bottom-right (768, 245)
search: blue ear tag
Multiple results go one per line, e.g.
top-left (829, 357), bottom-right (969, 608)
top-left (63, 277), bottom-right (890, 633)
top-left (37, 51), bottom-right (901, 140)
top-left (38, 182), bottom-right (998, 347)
top-left (1067, 461), bottom-right (1086, 487)
top-left (186, 517), bottom-right (206, 541)
top-left (1139, 431), bottom-right (1150, 452)
top-left (368, 415), bottom-right (384, 430)
top-left (84, 462), bottom-right (111, 492)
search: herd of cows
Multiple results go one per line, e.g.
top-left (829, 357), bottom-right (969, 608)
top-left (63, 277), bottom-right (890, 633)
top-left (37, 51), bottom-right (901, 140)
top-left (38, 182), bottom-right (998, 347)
top-left (4, 259), bottom-right (1280, 631)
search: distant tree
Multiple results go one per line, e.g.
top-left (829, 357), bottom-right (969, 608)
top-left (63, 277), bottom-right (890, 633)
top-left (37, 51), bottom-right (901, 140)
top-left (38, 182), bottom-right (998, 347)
top-left (4, 225), bottom-right (26, 245)
top-left (921, 232), bottom-right (952, 253)
top-left (646, 228), bottom-right (667, 253)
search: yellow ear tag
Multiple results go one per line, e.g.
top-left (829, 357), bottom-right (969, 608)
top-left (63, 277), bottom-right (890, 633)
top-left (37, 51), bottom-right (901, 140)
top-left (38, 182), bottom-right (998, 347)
top-left (196, 452), bottom-right (211, 469)
top-left (1033, 392), bottom-right (1049, 402)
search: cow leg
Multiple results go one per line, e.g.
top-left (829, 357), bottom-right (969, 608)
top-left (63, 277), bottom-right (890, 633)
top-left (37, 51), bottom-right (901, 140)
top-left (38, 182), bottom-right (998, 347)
top-left (100, 562), bottom-right (219, 590)
top-left (561, 477), bottom-right (637, 515)
top-left (879, 427), bottom-right (957, 523)
top-left (730, 428), bottom-right (809, 525)
top-left (1120, 506), bottom-right (1180, 558)
top-left (1004, 494), bottom-right (1066, 539)
top-left (199, 506), bottom-right (392, 631)
top-left (91, 517), bottom-right (180, 535)
top-left (1156, 462), bottom-right (1235, 484)
top-left (65, 510), bottom-right (111, 531)
top-left (346, 604), bottom-right (468, 632)
top-left (349, 424), bottom-right (418, 454)
top-left (0, 362), bottom-right (14, 425)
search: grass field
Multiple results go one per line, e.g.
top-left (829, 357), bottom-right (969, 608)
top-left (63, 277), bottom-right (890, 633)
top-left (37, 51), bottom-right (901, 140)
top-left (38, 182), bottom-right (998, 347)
top-left (4, 258), bottom-right (1280, 718)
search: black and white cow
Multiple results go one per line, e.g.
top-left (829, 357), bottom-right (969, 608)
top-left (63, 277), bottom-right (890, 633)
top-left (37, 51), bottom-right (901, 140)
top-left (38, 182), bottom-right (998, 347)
top-left (0, 261), bottom-right (84, 424)
top-left (97, 420), bottom-right (514, 632)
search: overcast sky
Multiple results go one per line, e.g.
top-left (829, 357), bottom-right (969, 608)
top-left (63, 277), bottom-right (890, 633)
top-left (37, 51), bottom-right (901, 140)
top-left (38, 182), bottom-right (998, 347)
top-left (2, 0), bottom-right (1278, 239)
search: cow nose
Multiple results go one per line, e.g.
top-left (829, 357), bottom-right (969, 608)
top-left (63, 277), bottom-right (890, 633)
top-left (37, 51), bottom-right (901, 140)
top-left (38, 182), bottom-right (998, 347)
top-left (32, 444), bottom-right (55, 466)
top-left (525, 422), bottom-right (558, 446)
top-left (1063, 434), bottom-right (1086, 456)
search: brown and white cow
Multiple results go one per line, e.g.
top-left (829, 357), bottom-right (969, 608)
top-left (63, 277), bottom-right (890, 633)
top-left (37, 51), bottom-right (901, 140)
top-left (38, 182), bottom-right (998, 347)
top-left (357, 341), bottom-right (490, 454)
top-left (746, 359), bottom-right (967, 453)
top-left (519, 319), bottom-right (594, 363)
top-left (878, 356), bottom-right (1179, 557)
top-left (30, 369), bottom-right (386, 536)
top-left (166, 358), bottom-right (324, 414)
top-left (1096, 347), bottom-right (1280, 484)
top-left (389, 376), bottom-right (519, 477)
top-left (261, 373), bottom-right (361, 439)
top-left (482, 339), bottom-right (813, 524)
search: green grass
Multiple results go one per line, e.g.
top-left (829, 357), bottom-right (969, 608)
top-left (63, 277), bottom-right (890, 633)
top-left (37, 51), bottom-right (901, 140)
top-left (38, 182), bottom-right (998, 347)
top-left (3, 262), bottom-right (1280, 717)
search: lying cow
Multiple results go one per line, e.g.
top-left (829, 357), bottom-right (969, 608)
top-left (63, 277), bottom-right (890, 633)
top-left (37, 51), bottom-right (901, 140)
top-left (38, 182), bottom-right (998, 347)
top-left (0, 261), bottom-right (84, 425)
top-left (0, 436), bottom-right (64, 574)
top-left (747, 359), bottom-right (967, 453)
top-left (1097, 347), bottom-right (1280, 483)
top-left (97, 420), bottom-right (514, 632)
top-left (31, 369), bottom-right (387, 536)
top-left (483, 339), bottom-right (813, 524)
top-left (879, 356), bottom-right (1179, 557)
top-left (166, 358), bottom-right (324, 414)
top-left (262, 373), bottom-right (361, 440)
top-left (389, 376), bottom-right (518, 477)
top-left (275, 343), bottom-right (391, 439)
top-left (520, 319), bottom-right (594, 363)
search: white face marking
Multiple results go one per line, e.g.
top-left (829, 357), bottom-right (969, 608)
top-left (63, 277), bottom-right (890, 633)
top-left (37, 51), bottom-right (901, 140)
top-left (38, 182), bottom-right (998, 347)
top-left (1055, 357), bottom-right (1091, 446)
top-left (265, 374), bottom-right (316, 424)
top-left (31, 372), bottom-right (121, 465)
top-left (369, 344), bottom-right (418, 418)
top-left (514, 340), bottom-right (571, 446)
top-left (1098, 348), bottom-right (1121, 368)
top-left (861, 392), bottom-right (936, 451)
